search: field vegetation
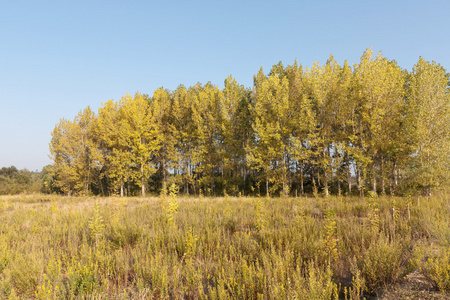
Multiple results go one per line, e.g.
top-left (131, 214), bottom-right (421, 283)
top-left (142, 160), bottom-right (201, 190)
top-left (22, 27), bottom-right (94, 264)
top-left (0, 191), bottom-right (448, 299)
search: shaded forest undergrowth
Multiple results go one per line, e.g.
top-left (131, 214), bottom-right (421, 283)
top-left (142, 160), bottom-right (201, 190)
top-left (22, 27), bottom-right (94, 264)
top-left (0, 192), bottom-right (449, 299)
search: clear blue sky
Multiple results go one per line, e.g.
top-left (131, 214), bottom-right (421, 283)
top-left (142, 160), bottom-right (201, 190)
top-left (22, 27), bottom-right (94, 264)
top-left (1, 0), bottom-right (449, 171)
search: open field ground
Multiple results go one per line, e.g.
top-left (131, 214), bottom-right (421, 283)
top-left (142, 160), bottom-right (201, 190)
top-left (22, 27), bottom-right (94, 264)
top-left (0, 193), bottom-right (449, 299)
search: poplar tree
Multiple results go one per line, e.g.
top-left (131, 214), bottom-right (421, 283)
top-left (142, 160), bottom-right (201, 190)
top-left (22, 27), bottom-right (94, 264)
top-left (152, 88), bottom-right (176, 190)
top-left (188, 83), bottom-right (224, 195)
top-left (95, 100), bottom-right (132, 197)
top-left (304, 56), bottom-right (342, 196)
top-left (171, 85), bottom-right (195, 194)
top-left (286, 61), bottom-right (315, 195)
top-left (353, 49), bottom-right (404, 195)
top-left (222, 76), bottom-right (252, 195)
top-left (352, 49), bottom-right (379, 196)
top-left (50, 107), bottom-right (96, 195)
top-left (120, 93), bottom-right (162, 197)
top-left (50, 119), bottom-right (76, 196)
top-left (376, 62), bottom-right (405, 195)
top-left (406, 57), bottom-right (450, 195)
top-left (249, 68), bottom-right (290, 196)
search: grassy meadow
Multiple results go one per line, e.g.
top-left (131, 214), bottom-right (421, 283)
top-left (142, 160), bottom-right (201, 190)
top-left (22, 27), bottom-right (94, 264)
top-left (0, 192), bottom-right (448, 299)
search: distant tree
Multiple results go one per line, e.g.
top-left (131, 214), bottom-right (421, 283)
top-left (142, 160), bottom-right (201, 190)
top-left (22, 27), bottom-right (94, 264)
top-left (40, 165), bottom-right (54, 194)
top-left (0, 166), bottom-right (18, 178)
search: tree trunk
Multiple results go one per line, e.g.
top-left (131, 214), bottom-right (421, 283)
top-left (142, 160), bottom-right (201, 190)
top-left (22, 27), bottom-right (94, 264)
top-left (325, 146), bottom-right (330, 196)
top-left (337, 179), bottom-right (341, 196)
top-left (266, 176), bottom-right (269, 197)
top-left (282, 151), bottom-right (287, 197)
top-left (336, 149), bottom-right (341, 196)
top-left (425, 186), bottom-right (431, 197)
top-left (162, 158), bottom-right (166, 191)
top-left (391, 160), bottom-right (397, 195)
top-left (127, 176), bottom-right (130, 196)
top-left (372, 163), bottom-right (377, 193)
top-left (347, 151), bottom-right (352, 194)
top-left (323, 148), bottom-right (329, 196)
top-left (357, 166), bottom-right (363, 198)
top-left (300, 161), bottom-right (304, 195)
top-left (141, 163), bottom-right (145, 197)
top-left (210, 177), bottom-right (214, 196)
top-left (285, 149), bottom-right (290, 197)
top-left (348, 167), bottom-right (352, 194)
top-left (99, 175), bottom-right (104, 196)
top-left (185, 162), bottom-right (190, 195)
top-left (381, 156), bottom-right (385, 195)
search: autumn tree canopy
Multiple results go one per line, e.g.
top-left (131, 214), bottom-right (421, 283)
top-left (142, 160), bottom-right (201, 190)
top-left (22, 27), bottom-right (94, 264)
top-left (49, 50), bottom-right (450, 197)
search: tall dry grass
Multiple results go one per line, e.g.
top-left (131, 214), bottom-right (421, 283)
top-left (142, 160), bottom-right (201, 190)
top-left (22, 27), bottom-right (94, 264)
top-left (0, 191), bottom-right (447, 299)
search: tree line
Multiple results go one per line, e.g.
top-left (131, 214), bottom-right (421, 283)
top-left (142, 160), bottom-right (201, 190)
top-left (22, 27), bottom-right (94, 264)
top-left (49, 49), bottom-right (450, 197)
top-left (0, 166), bottom-right (52, 195)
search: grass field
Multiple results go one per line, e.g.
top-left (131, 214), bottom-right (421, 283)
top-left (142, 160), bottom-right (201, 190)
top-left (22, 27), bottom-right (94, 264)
top-left (0, 192), bottom-right (448, 299)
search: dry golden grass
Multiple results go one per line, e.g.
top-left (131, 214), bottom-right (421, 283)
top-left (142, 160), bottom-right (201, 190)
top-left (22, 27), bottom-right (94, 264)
top-left (0, 192), bottom-right (447, 299)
